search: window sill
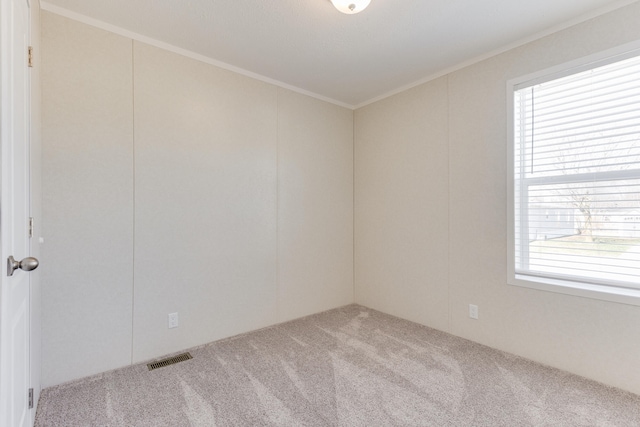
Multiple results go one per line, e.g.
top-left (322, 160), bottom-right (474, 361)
top-left (508, 274), bottom-right (640, 307)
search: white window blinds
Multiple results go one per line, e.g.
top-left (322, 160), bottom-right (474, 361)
top-left (513, 53), bottom-right (640, 289)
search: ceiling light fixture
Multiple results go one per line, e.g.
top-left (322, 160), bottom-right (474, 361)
top-left (330, 0), bottom-right (371, 14)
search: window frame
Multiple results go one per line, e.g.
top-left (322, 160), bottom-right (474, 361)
top-left (507, 40), bottom-right (640, 306)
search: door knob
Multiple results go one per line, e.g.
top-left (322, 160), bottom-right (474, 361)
top-left (7, 256), bottom-right (39, 277)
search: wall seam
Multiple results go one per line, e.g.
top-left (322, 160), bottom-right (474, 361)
top-left (130, 39), bottom-right (136, 365)
top-left (275, 87), bottom-right (280, 323)
top-left (352, 109), bottom-right (356, 304)
top-left (446, 74), bottom-right (452, 334)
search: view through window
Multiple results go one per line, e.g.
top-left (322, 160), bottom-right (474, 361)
top-left (513, 52), bottom-right (640, 290)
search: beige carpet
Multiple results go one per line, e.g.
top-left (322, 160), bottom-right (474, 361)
top-left (35, 305), bottom-right (640, 426)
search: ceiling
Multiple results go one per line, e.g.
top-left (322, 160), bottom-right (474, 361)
top-left (41, 0), bottom-right (635, 108)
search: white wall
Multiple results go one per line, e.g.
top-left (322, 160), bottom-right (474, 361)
top-left (41, 12), bottom-right (354, 386)
top-left (355, 1), bottom-right (640, 395)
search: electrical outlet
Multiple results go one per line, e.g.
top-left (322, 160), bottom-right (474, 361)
top-left (168, 312), bottom-right (179, 329)
top-left (469, 304), bottom-right (479, 320)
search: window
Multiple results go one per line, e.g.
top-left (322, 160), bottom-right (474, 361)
top-left (508, 45), bottom-right (640, 304)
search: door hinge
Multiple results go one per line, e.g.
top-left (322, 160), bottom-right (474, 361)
top-left (28, 217), bottom-right (34, 238)
top-left (28, 388), bottom-right (34, 409)
top-left (28, 46), bottom-right (33, 68)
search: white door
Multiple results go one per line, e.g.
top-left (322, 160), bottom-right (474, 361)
top-left (0, 0), bottom-right (33, 426)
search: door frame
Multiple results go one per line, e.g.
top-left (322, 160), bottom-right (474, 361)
top-left (0, 0), bottom-right (40, 425)
top-left (28, 0), bottom-right (42, 422)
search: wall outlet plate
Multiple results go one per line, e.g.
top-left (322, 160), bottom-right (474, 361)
top-left (168, 312), bottom-right (179, 329)
top-left (469, 304), bottom-right (479, 320)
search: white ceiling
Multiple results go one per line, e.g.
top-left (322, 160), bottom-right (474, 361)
top-left (41, 0), bottom-right (635, 108)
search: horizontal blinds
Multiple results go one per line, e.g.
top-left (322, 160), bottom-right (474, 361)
top-left (514, 53), bottom-right (640, 289)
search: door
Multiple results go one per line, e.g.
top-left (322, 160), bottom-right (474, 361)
top-left (0, 0), bottom-right (33, 426)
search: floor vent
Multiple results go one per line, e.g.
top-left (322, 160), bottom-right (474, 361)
top-left (147, 352), bottom-right (193, 371)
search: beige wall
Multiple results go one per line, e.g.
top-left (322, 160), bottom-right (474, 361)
top-left (355, 78), bottom-right (449, 331)
top-left (42, 13), bottom-right (135, 387)
top-left (277, 89), bottom-right (354, 322)
top-left (41, 12), bottom-right (354, 386)
top-left (132, 42), bottom-right (279, 363)
top-left (42, 1), bottom-right (640, 395)
top-left (355, 2), bottom-right (640, 395)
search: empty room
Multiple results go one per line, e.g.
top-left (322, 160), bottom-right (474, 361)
top-left (1, 0), bottom-right (640, 426)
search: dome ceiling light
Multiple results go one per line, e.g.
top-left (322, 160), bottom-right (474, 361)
top-left (330, 0), bottom-right (371, 14)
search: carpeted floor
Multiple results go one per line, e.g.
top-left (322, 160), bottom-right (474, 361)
top-left (35, 305), bottom-right (640, 426)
